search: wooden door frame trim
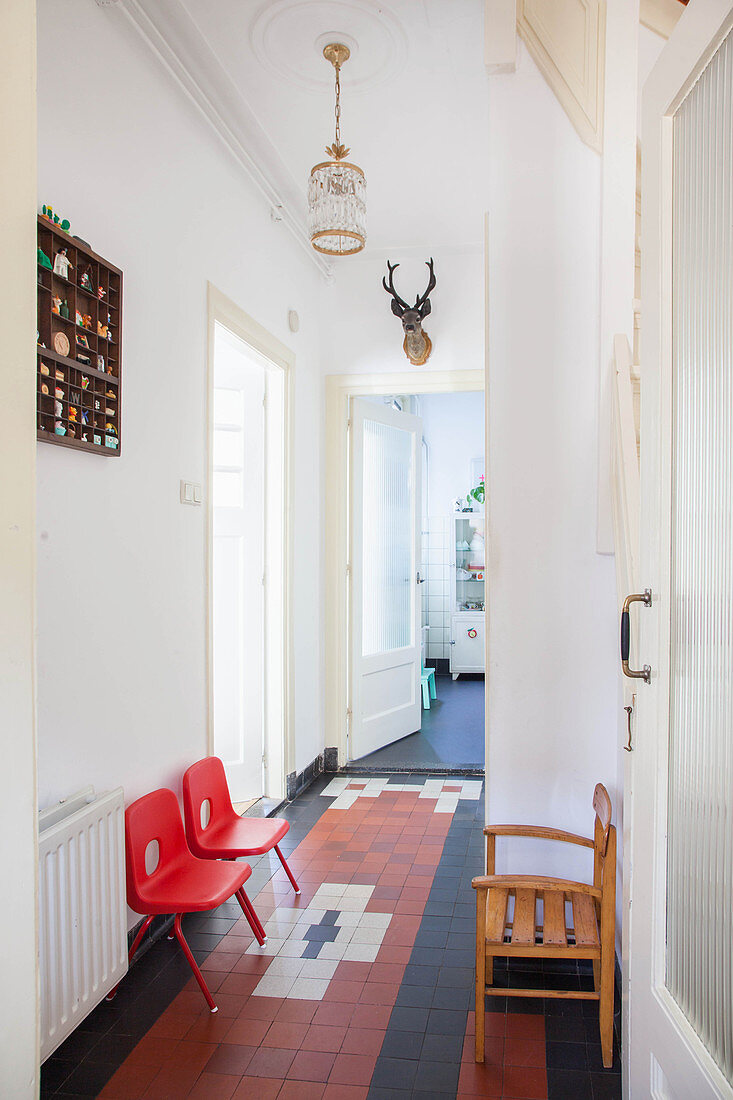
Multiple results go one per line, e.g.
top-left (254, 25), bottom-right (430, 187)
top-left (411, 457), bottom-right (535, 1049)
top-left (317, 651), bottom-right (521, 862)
top-left (324, 369), bottom-right (485, 768)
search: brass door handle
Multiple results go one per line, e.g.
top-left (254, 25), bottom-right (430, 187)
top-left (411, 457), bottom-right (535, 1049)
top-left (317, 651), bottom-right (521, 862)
top-left (623, 705), bottom-right (633, 751)
top-left (621, 590), bottom-right (652, 683)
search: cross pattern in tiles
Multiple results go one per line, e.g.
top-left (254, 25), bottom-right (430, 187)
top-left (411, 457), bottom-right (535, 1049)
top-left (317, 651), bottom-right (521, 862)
top-left (245, 883), bottom-right (393, 1000)
top-left (321, 775), bottom-right (483, 813)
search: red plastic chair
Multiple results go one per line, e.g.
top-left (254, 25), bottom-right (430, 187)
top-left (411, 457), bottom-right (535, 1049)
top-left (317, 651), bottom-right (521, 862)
top-left (120, 787), bottom-right (266, 1012)
top-left (182, 756), bottom-right (300, 901)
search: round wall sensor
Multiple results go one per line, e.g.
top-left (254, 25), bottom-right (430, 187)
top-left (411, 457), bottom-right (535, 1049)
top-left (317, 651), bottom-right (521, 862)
top-left (288, 310), bottom-right (300, 333)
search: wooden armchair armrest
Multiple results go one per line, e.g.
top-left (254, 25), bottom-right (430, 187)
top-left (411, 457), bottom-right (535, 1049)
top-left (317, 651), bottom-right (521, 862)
top-left (471, 874), bottom-right (601, 899)
top-left (483, 824), bottom-right (594, 848)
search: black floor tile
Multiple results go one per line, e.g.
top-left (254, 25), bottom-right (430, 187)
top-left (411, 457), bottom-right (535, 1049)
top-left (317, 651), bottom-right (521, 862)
top-left (425, 1009), bottom-right (466, 1036)
top-left (546, 1040), bottom-right (589, 1071)
top-left (372, 1057), bottom-right (418, 1090)
top-left (381, 1030), bottom-right (423, 1060)
top-left (413, 1059), bottom-right (461, 1093)
top-left (547, 1068), bottom-right (595, 1099)
top-left (389, 1007), bottom-right (430, 1033)
top-left (591, 1071), bottom-right (623, 1099)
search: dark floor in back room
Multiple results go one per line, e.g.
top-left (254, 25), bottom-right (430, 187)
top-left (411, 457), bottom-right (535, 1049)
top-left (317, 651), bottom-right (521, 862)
top-left (40, 772), bottom-right (621, 1100)
top-left (352, 674), bottom-right (485, 772)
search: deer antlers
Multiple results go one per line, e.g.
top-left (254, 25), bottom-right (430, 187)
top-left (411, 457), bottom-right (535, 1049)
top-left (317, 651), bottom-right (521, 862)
top-left (382, 259), bottom-right (436, 318)
top-left (382, 261), bottom-right (410, 316)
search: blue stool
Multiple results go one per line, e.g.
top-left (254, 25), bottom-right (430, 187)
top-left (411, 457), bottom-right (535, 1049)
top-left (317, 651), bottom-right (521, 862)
top-left (421, 667), bottom-right (437, 710)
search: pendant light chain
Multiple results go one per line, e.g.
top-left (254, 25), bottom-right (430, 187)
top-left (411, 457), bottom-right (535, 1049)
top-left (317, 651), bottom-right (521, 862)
top-left (334, 62), bottom-right (342, 148)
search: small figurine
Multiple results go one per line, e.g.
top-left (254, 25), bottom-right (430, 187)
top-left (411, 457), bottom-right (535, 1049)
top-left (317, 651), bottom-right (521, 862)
top-left (54, 387), bottom-right (64, 399)
top-left (76, 354), bottom-right (91, 366)
top-left (105, 422), bottom-right (117, 435)
top-left (54, 400), bottom-right (63, 417)
top-left (40, 363), bottom-right (50, 376)
top-left (69, 407), bottom-right (78, 423)
top-left (51, 296), bottom-right (62, 314)
top-left (97, 286), bottom-right (106, 301)
top-left (81, 376), bottom-right (90, 390)
top-left (54, 422), bottom-right (66, 436)
top-left (41, 383), bottom-right (50, 396)
top-left (97, 355), bottom-right (105, 372)
top-left (67, 426), bottom-right (76, 438)
top-left (97, 322), bottom-right (108, 339)
top-left (75, 310), bottom-right (83, 326)
top-left (60, 299), bottom-right (70, 319)
top-left (38, 247), bottom-right (53, 270)
top-left (82, 410), bottom-right (90, 425)
top-left (76, 334), bottom-right (89, 348)
top-left (82, 432), bottom-right (88, 442)
top-left (55, 368), bottom-right (64, 380)
top-left (82, 314), bottom-right (92, 330)
top-left (80, 268), bottom-right (93, 292)
top-left (94, 399), bottom-right (101, 411)
top-left (106, 388), bottom-right (116, 399)
top-left (105, 406), bottom-right (115, 416)
top-left (53, 249), bottom-right (72, 279)
top-left (93, 433), bottom-right (102, 445)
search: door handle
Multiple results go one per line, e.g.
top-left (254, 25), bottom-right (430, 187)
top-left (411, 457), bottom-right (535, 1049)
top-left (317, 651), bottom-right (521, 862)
top-left (621, 589), bottom-right (652, 683)
top-left (416, 572), bottom-right (426, 584)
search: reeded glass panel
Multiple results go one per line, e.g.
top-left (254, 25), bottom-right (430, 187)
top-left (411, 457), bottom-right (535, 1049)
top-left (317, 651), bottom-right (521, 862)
top-left (668, 28), bottom-right (733, 1083)
top-left (362, 419), bottom-right (413, 656)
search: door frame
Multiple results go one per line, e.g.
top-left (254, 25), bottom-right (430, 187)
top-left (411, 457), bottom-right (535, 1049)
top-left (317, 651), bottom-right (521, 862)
top-left (206, 283), bottom-right (295, 801)
top-left (629, 3), bottom-right (733, 1095)
top-left (325, 369), bottom-right (485, 767)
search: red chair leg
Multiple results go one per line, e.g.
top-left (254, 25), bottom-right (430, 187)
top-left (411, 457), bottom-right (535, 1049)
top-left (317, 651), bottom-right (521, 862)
top-left (236, 887), bottom-right (267, 946)
top-left (106, 914), bottom-right (155, 1000)
top-left (173, 913), bottom-right (218, 1012)
top-left (275, 844), bottom-right (300, 895)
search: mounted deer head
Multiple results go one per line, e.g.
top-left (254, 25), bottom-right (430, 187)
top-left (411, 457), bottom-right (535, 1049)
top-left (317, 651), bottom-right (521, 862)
top-left (383, 258), bottom-right (436, 366)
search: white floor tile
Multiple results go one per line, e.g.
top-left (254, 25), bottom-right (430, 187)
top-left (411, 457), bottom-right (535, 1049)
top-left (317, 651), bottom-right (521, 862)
top-left (342, 884), bottom-right (374, 898)
top-left (317, 941), bottom-right (348, 960)
top-left (278, 939), bottom-right (307, 958)
top-left (246, 938), bottom-right (285, 956)
top-left (333, 910), bottom-right (361, 927)
top-left (350, 926), bottom-right (386, 945)
top-left (264, 956), bottom-right (305, 977)
top-left (289, 976), bottom-right (331, 1000)
top-left (359, 912), bottom-right (392, 929)
top-left (341, 942), bottom-right (380, 963)
top-left (314, 883), bottom-right (347, 898)
top-left (295, 908), bottom-right (326, 924)
top-left (338, 897), bottom-right (368, 912)
top-left (334, 926), bottom-right (355, 943)
top-left (298, 958), bottom-right (339, 980)
top-left (252, 974), bottom-right (296, 998)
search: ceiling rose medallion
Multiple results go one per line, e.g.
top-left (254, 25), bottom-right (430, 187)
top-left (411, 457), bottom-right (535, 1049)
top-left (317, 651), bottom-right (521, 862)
top-left (308, 42), bottom-right (366, 256)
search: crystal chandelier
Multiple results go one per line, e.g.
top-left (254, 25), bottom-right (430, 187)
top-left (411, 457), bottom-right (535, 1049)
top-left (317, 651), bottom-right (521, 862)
top-left (308, 43), bottom-right (366, 256)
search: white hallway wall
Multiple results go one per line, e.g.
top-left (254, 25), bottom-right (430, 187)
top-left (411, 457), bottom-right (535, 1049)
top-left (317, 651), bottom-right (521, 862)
top-left (486, 42), bottom-right (618, 877)
top-left (36, 1), bottom-right (325, 875)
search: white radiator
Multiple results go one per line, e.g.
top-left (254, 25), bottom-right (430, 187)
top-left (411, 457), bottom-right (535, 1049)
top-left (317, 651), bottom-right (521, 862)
top-left (39, 786), bottom-right (127, 1061)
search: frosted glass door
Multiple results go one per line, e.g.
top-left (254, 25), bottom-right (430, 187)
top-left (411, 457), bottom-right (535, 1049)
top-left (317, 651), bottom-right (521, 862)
top-left (350, 399), bottom-right (422, 760)
top-left (631, 8), bottom-right (733, 1098)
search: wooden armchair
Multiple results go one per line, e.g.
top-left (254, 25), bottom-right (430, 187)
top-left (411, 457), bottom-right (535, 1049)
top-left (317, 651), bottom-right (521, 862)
top-left (472, 784), bottom-right (616, 1068)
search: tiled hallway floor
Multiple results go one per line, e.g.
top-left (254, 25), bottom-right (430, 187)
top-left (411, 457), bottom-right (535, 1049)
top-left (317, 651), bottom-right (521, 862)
top-left (41, 774), bottom-right (621, 1100)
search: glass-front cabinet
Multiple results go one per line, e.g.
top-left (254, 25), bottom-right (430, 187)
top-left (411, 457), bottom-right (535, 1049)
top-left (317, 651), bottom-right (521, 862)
top-left (450, 514), bottom-right (485, 678)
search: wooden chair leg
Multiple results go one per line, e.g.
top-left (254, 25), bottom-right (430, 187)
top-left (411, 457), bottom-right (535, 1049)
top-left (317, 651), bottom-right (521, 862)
top-left (475, 888), bottom-right (487, 1063)
top-left (599, 959), bottom-right (614, 1068)
top-left (485, 953), bottom-right (493, 987)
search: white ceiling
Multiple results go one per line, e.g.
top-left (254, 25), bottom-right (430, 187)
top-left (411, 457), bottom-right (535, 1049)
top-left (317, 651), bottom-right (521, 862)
top-left (148, 0), bottom-right (490, 256)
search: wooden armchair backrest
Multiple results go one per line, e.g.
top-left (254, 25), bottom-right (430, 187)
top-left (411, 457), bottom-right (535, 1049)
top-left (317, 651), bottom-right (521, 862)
top-left (592, 783), bottom-right (615, 895)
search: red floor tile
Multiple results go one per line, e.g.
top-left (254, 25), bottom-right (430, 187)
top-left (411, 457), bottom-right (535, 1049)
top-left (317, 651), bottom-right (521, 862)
top-left (322, 1085), bottom-right (368, 1100)
top-left (186, 1072), bottom-right (240, 1099)
top-left (221, 1017), bottom-right (271, 1047)
top-left (246, 1046), bottom-right (296, 1078)
top-left (276, 999), bottom-right (318, 1024)
top-left (340, 1027), bottom-right (385, 1058)
top-left (328, 1053), bottom-right (378, 1086)
top-left (501, 1064), bottom-right (548, 1099)
top-left (503, 1038), bottom-right (546, 1068)
top-left (457, 1060), bottom-right (504, 1097)
top-left (301, 1024), bottom-right (347, 1053)
top-left (231, 1077), bottom-right (281, 1100)
top-left (504, 1015), bottom-right (546, 1042)
top-left (349, 1003), bottom-right (391, 1030)
top-left (278, 1081), bottom-right (326, 1100)
top-left (262, 1021), bottom-right (309, 1049)
top-left (204, 1043), bottom-right (257, 1076)
top-left (286, 1050), bottom-right (337, 1082)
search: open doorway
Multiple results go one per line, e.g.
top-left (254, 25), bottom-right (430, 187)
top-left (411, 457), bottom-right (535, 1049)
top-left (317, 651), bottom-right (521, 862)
top-left (349, 390), bottom-right (485, 771)
top-left (207, 288), bottom-right (291, 808)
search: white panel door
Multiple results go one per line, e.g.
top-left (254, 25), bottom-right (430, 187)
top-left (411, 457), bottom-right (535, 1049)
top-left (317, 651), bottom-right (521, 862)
top-left (350, 399), bottom-right (422, 760)
top-left (212, 324), bottom-right (265, 803)
top-left (629, 4), bottom-right (733, 1097)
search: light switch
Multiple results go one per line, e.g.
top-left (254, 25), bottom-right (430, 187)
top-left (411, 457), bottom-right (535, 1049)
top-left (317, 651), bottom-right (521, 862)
top-left (180, 480), bottom-right (202, 506)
